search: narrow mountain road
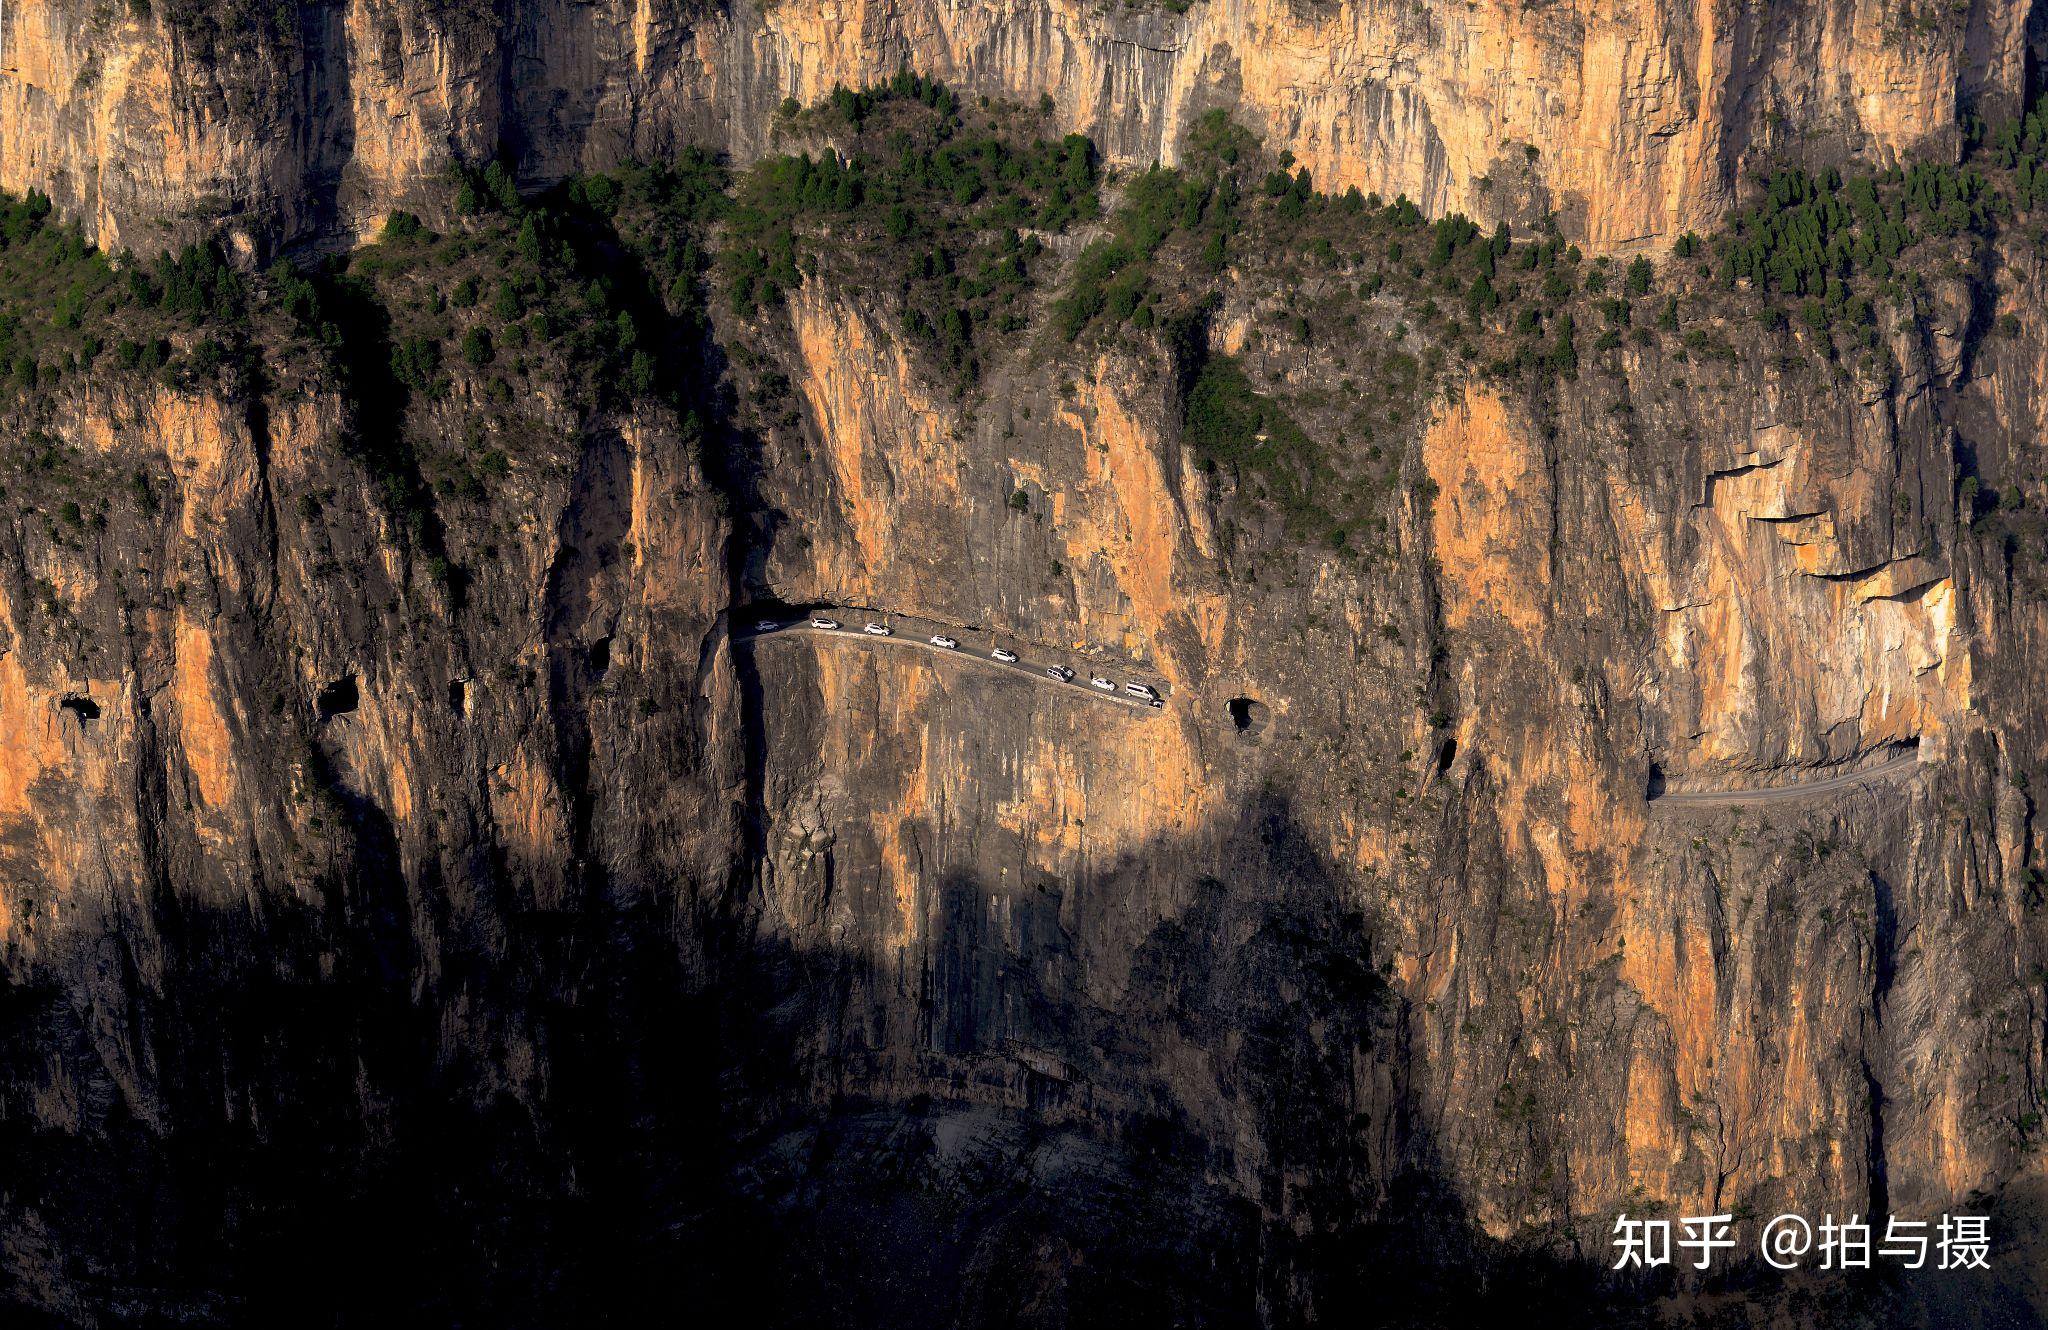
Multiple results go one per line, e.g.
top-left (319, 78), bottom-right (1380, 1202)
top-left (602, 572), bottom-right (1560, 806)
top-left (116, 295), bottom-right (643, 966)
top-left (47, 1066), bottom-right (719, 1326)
top-left (1650, 747), bottom-right (1923, 807)
top-left (732, 610), bottom-right (1169, 715)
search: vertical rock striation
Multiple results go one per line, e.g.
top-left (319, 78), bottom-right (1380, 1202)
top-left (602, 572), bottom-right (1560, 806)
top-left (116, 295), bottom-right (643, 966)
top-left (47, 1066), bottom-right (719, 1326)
top-left (0, 2), bottom-right (2046, 1324)
top-left (5, 0), bottom-right (2042, 253)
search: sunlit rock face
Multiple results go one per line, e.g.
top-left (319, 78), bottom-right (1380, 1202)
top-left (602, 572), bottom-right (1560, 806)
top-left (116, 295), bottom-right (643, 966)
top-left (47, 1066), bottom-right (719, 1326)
top-left (2, 2), bottom-right (2047, 1325)
top-left (1, 0), bottom-right (2032, 253)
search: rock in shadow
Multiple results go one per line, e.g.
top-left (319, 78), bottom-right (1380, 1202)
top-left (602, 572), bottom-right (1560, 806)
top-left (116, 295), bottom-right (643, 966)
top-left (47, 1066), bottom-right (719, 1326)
top-left (672, 791), bottom-right (1641, 1329)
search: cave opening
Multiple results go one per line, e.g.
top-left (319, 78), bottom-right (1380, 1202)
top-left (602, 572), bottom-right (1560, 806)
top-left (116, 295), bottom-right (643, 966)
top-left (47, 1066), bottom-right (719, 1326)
top-left (60, 696), bottom-right (100, 723)
top-left (1227, 697), bottom-right (1269, 737)
top-left (1437, 737), bottom-right (1457, 773)
top-left (317, 676), bottom-right (359, 719)
top-left (1645, 762), bottom-right (1667, 799)
top-left (587, 636), bottom-right (613, 677)
top-left (448, 679), bottom-right (469, 717)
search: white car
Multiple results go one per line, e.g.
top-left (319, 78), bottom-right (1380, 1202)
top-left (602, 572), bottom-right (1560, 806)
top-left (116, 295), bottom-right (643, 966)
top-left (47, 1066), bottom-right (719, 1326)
top-left (1090, 677), bottom-right (1115, 691)
top-left (930, 634), bottom-right (959, 649)
top-left (864, 623), bottom-right (893, 636)
top-left (810, 618), bottom-right (840, 630)
top-left (991, 648), bottom-right (1019, 663)
top-left (754, 620), bottom-right (781, 633)
top-left (1045, 665), bottom-right (1074, 682)
top-left (1124, 682), bottom-right (1159, 700)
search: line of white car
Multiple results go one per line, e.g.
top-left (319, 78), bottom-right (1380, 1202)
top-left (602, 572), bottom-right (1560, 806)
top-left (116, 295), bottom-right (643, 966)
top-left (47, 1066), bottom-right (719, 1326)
top-left (765, 616), bottom-right (1162, 706)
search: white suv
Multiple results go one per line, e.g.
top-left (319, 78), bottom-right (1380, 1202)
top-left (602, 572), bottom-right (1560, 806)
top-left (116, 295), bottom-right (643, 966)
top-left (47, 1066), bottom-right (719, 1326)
top-left (864, 623), bottom-right (892, 636)
top-left (992, 648), bottom-right (1019, 663)
top-left (810, 617), bottom-right (840, 630)
top-left (929, 634), bottom-right (959, 649)
top-left (1090, 677), bottom-right (1114, 691)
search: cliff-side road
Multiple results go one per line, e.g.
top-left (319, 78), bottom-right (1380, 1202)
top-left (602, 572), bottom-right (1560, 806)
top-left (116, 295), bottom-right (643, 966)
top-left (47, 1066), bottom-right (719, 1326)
top-left (1649, 746), bottom-right (1924, 808)
top-left (732, 612), bottom-right (1170, 714)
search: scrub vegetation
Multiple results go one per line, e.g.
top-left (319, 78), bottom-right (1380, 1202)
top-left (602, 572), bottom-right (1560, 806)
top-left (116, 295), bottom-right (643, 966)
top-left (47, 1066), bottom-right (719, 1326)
top-left (729, 71), bottom-right (1102, 392)
top-left (8, 79), bottom-right (2046, 571)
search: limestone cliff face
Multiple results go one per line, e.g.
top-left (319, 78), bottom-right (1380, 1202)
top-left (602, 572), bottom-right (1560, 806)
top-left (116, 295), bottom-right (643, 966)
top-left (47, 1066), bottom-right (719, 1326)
top-left (4, 5), bottom-right (2048, 1323)
top-left (2, 231), bottom-right (2045, 1322)
top-left (5, 0), bottom-right (2043, 253)
top-left (0, 350), bottom-right (748, 1316)
top-left (708, 256), bottom-right (2040, 1262)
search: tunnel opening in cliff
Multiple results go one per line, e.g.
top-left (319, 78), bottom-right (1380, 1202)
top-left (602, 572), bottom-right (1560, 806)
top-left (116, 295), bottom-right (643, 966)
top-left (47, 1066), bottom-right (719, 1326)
top-left (59, 695), bottom-right (100, 723)
top-left (317, 676), bottom-right (359, 719)
top-left (1227, 696), bottom-right (1268, 736)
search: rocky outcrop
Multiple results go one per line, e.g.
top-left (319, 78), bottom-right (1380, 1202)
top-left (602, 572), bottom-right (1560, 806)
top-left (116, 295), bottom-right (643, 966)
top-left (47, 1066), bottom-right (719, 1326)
top-left (2, 216), bottom-right (2044, 1324)
top-left (656, 178), bottom-right (2046, 1308)
top-left (5, 0), bottom-right (2042, 253)
top-left (3, 5), bottom-right (2048, 1324)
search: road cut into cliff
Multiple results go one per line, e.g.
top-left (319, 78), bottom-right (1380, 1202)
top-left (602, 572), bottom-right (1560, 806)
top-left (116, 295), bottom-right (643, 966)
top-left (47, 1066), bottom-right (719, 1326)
top-left (732, 609), bottom-right (1170, 714)
top-left (1646, 740), bottom-right (1925, 807)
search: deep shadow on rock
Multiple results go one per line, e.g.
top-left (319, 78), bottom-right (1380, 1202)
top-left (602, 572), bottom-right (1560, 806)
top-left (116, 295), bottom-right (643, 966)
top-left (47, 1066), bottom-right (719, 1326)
top-left (0, 779), bottom-right (2035, 1327)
